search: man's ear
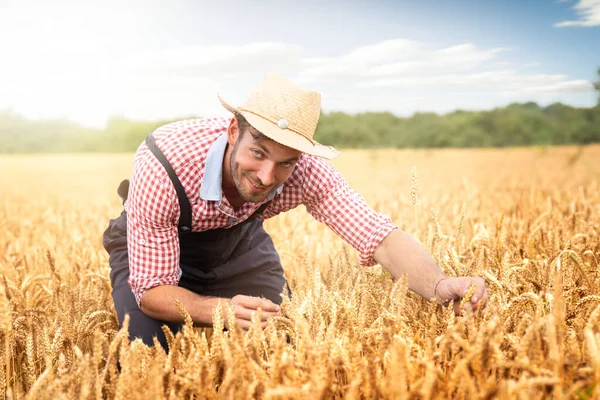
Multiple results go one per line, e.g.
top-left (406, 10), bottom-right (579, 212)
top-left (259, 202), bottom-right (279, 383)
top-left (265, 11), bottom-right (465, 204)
top-left (227, 117), bottom-right (240, 146)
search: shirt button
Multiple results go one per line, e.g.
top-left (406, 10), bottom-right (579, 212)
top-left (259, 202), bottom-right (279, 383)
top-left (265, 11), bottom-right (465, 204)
top-left (140, 239), bottom-right (146, 245)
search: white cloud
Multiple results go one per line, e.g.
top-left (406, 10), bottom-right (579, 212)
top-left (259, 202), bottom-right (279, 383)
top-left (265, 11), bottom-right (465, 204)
top-left (555, 0), bottom-right (600, 27)
top-left (297, 39), bottom-right (424, 82)
top-left (109, 42), bottom-right (305, 122)
top-left (124, 43), bottom-right (304, 78)
top-left (502, 80), bottom-right (593, 94)
top-left (298, 42), bottom-right (594, 116)
top-left (297, 42), bottom-right (589, 100)
top-left (299, 41), bottom-right (509, 82)
top-left (359, 70), bottom-right (573, 89)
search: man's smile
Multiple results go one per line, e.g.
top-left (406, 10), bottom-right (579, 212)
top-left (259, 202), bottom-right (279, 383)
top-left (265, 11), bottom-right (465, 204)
top-left (246, 176), bottom-right (269, 193)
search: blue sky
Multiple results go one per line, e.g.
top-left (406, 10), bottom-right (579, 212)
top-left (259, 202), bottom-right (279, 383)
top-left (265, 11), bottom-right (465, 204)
top-left (0, 0), bottom-right (598, 127)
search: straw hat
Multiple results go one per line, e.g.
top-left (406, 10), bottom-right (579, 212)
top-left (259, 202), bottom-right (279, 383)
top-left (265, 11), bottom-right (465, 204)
top-left (218, 73), bottom-right (340, 159)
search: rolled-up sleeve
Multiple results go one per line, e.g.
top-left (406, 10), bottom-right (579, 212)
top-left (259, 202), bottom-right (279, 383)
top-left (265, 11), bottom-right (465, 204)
top-left (302, 156), bottom-right (397, 266)
top-left (126, 154), bottom-right (181, 306)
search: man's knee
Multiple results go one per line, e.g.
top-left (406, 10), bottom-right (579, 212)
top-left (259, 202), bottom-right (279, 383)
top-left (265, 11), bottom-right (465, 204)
top-left (124, 309), bottom-right (181, 350)
top-left (113, 286), bottom-right (180, 350)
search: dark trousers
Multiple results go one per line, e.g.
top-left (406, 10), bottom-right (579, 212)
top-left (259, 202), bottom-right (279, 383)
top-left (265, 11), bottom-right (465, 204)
top-left (102, 211), bottom-right (287, 350)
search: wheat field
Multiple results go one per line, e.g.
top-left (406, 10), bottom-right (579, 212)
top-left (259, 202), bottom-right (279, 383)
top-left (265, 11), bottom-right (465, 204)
top-left (0, 145), bottom-right (599, 399)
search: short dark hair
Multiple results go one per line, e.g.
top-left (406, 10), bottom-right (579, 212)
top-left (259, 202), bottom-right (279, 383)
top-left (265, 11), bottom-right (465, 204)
top-left (234, 112), bottom-right (250, 130)
top-left (234, 112), bottom-right (266, 141)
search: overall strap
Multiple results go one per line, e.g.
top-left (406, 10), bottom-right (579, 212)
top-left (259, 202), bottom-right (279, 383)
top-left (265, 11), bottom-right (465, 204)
top-left (145, 135), bottom-right (192, 232)
top-left (247, 200), bottom-right (271, 220)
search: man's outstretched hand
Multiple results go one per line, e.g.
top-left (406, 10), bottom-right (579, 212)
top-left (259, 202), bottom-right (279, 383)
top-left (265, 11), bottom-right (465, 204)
top-left (225, 295), bottom-right (281, 331)
top-left (435, 277), bottom-right (488, 315)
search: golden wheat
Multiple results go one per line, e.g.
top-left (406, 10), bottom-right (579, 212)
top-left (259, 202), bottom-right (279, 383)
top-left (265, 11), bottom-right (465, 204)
top-left (0, 145), bottom-right (599, 399)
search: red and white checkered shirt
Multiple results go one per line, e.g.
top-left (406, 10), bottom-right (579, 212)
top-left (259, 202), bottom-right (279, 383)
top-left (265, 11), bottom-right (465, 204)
top-left (126, 117), bottom-right (397, 305)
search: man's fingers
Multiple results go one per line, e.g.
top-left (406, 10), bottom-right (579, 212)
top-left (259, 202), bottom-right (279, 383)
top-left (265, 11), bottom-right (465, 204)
top-left (234, 305), bottom-right (280, 322)
top-left (453, 300), bottom-right (462, 315)
top-left (235, 319), bottom-right (251, 331)
top-left (233, 295), bottom-right (281, 312)
top-left (471, 288), bottom-right (489, 307)
top-left (470, 278), bottom-right (487, 304)
top-left (442, 276), bottom-right (489, 316)
top-left (228, 296), bottom-right (281, 330)
top-left (235, 319), bottom-right (270, 331)
top-left (257, 298), bottom-right (281, 312)
top-left (231, 295), bottom-right (257, 308)
top-left (475, 289), bottom-right (490, 316)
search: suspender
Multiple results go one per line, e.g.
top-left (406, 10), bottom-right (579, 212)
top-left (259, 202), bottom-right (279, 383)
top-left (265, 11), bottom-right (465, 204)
top-left (145, 135), bottom-right (193, 232)
top-left (247, 200), bottom-right (270, 220)
top-left (144, 134), bottom-right (270, 232)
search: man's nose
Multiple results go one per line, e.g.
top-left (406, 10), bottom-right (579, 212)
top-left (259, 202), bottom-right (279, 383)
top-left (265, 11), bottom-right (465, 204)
top-left (257, 163), bottom-right (276, 187)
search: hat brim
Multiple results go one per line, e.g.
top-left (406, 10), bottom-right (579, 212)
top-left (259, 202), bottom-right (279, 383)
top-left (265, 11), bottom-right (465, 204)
top-left (218, 94), bottom-right (340, 160)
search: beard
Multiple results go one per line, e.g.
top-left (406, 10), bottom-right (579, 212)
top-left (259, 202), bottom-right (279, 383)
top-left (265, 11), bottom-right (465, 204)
top-left (229, 138), bottom-right (273, 203)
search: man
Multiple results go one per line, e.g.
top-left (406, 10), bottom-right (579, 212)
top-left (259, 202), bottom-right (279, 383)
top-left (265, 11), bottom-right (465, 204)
top-left (103, 73), bottom-right (488, 350)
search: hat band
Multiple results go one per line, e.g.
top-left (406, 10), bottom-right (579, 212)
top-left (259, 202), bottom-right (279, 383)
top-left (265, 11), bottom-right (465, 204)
top-left (238, 106), bottom-right (317, 146)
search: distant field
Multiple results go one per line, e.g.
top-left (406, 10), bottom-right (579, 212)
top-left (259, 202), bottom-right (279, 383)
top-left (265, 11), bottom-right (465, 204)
top-left (1, 145), bottom-right (599, 399)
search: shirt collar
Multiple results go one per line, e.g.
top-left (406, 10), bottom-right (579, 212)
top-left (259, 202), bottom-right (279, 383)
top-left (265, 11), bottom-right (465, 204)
top-left (199, 133), bottom-right (284, 202)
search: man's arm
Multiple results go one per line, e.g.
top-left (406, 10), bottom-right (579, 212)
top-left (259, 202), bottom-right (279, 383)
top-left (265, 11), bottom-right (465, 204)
top-left (374, 228), bottom-right (488, 313)
top-left (140, 286), bottom-right (280, 330)
top-left (299, 155), bottom-right (488, 313)
top-left (373, 228), bottom-right (446, 300)
top-left (140, 285), bottom-right (223, 325)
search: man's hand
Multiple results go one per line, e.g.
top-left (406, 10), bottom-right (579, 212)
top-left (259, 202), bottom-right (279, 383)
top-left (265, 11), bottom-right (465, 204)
top-left (435, 277), bottom-right (488, 315)
top-left (225, 295), bottom-right (281, 331)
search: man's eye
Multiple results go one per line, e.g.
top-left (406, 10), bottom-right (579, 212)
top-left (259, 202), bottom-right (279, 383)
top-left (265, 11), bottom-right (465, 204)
top-left (252, 150), bottom-right (263, 158)
top-left (281, 162), bottom-right (293, 168)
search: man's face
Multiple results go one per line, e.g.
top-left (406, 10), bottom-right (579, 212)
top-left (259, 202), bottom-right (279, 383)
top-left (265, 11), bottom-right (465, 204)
top-left (228, 125), bottom-right (301, 203)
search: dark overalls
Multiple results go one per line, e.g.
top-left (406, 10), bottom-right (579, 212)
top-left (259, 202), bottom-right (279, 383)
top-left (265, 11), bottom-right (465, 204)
top-left (102, 135), bottom-right (288, 350)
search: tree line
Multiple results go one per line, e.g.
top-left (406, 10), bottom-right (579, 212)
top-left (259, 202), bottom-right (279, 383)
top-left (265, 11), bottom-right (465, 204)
top-left (1, 101), bottom-right (599, 153)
